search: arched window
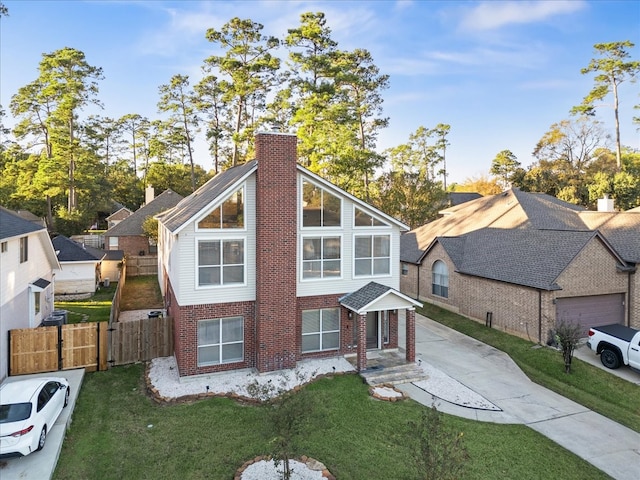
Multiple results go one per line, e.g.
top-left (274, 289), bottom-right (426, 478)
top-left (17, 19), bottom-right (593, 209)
top-left (432, 260), bottom-right (449, 298)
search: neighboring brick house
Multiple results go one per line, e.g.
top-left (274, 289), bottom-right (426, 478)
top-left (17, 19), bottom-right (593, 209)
top-left (0, 207), bottom-right (60, 381)
top-left (52, 235), bottom-right (106, 297)
top-left (401, 189), bottom-right (639, 342)
top-left (156, 132), bottom-right (420, 377)
top-left (105, 207), bottom-right (132, 229)
top-left (104, 189), bottom-right (183, 257)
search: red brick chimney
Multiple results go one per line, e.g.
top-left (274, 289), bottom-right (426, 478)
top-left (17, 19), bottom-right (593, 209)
top-left (255, 132), bottom-right (298, 372)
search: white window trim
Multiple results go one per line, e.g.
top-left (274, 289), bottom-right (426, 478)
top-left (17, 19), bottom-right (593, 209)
top-left (352, 234), bottom-right (392, 278)
top-left (352, 205), bottom-right (391, 229)
top-left (301, 308), bottom-right (341, 353)
top-left (197, 317), bottom-right (244, 367)
top-left (300, 177), bottom-right (342, 230)
top-left (195, 185), bottom-right (247, 232)
top-left (195, 237), bottom-right (247, 289)
top-left (300, 234), bottom-right (343, 282)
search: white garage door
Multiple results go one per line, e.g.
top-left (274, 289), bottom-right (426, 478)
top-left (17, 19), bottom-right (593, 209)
top-left (556, 294), bottom-right (625, 336)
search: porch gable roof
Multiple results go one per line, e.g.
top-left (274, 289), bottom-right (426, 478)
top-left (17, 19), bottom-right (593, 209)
top-left (339, 281), bottom-right (422, 315)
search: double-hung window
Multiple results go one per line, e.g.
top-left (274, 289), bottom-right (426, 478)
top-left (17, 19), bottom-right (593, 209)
top-left (198, 317), bottom-right (244, 366)
top-left (19, 236), bottom-right (28, 263)
top-left (301, 308), bottom-right (340, 353)
top-left (354, 235), bottom-right (390, 276)
top-left (302, 236), bottom-right (341, 279)
top-left (198, 239), bottom-right (244, 286)
top-left (432, 260), bottom-right (449, 298)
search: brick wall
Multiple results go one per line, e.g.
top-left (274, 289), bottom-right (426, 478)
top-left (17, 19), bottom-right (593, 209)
top-left (255, 132), bottom-right (299, 372)
top-left (107, 235), bottom-right (151, 257)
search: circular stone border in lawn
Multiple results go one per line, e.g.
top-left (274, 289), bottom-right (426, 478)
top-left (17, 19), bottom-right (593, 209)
top-left (235, 455), bottom-right (336, 480)
top-left (369, 383), bottom-right (407, 402)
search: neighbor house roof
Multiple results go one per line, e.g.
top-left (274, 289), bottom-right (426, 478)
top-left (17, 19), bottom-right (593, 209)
top-left (434, 228), bottom-right (623, 291)
top-left (106, 189), bottom-right (184, 236)
top-left (52, 235), bottom-right (106, 262)
top-left (0, 206), bottom-right (45, 239)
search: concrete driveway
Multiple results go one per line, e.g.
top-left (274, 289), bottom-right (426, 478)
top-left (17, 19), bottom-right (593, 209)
top-left (0, 369), bottom-right (84, 480)
top-left (398, 314), bottom-right (640, 480)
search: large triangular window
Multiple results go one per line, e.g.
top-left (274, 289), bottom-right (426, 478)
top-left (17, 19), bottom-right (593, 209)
top-left (198, 188), bottom-right (244, 229)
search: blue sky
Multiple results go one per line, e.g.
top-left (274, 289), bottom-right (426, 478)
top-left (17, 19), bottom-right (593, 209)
top-left (1, 0), bottom-right (639, 185)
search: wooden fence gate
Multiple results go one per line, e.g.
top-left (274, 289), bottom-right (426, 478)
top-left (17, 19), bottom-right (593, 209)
top-left (110, 316), bottom-right (173, 366)
top-left (9, 322), bottom-right (108, 376)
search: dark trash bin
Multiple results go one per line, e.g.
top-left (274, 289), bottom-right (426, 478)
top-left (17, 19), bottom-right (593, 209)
top-left (148, 311), bottom-right (163, 319)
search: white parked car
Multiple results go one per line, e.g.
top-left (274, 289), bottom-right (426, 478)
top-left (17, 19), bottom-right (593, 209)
top-left (0, 377), bottom-right (70, 457)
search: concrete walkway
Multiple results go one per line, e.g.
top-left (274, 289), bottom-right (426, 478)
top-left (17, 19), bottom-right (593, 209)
top-left (397, 314), bottom-right (640, 480)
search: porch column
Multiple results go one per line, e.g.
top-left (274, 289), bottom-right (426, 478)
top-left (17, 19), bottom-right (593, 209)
top-left (406, 308), bottom-right (416, 363)
top-left (357, 313), bottom-right (367, 371)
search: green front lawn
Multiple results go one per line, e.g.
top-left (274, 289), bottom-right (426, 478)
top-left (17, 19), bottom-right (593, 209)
top-left (55, 284), bottom-right (117, 323)
top-left (417, 303), bottom-right (640, 433)
top-left (54, 365), bottom-right (610, 480)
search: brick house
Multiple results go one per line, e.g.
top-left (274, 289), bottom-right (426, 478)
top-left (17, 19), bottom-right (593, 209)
top-left (104, 189), bottom-right (183, 257)
top-left (156, 132), bottom-right (420, 377)
top-left (401, 189), bottom-right (639, 342)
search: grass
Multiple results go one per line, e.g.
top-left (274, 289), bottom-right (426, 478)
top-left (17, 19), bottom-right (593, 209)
top-left (417, 303), bottom-right (640, 433)
top-left (119, 276), bottom-right (164, 311)
top-left (54, 365), bottom-right (611, 480)
top-left (54, 284), bottom-right (117, 323)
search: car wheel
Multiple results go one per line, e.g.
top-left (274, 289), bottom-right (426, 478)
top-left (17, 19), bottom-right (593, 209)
top-left (37, 426), bottom-right (47, 451)
top-left (64, 387), bottom-right (70, 407)
top-left (600, 348), bottom-right (620, 369)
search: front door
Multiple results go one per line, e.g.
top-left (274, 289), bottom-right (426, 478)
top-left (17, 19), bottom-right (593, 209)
top-left (366, 311), bottom-right (379, 349)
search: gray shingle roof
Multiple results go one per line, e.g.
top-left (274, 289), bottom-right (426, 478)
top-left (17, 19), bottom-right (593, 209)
top-left (512, 189), bottom-right (587, 230)
top-left (438, 228), bottom-right (613, 290)
top-left (339, 281), bottom-right (393, 311)
top-left (158, 161), bottom-right (257, 233)
top-left (105, 189), bottom-right (184, 236)
top-left (52, 235), bottom-right (106, 262)
top-left (0, 206), bottom-right (45, 240)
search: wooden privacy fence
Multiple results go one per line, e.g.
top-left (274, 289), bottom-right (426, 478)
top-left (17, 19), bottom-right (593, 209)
top-left (9, 322), bottom-right (108, 376)
top-left (110, 316), bottom-right (173, 366)
top-left (126, 255), bottom-right (158, 277)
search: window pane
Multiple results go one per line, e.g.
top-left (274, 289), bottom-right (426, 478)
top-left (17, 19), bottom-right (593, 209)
top-left (222, 190), bottom-right (243, 228)
top-left (374, 236), bottom-right (390, 257)
top-left (302, 334), bottom-right (320, 352)
top-left (303, 238), bottom-right (321, 260)
top-left (323, 192), bottom-right (341, 226)
top-left (323, 237), bottom-right (340, 259)
top-left (199, 320), bottom-right (220, 344)
top-left (303, 261), bottom-right (322, 278)
top-left (222, 317), bottom-right (243, 342)
top-left (198, 345), bottom-right (219, 365)
top-left (323, 309), bottom-right (339, 331)
top-left (323, 260), bottom-right (341, 277)
top-left (223, 240), bottom-right (243, 264)
top-left (199, 242), bottom-right (220, 265)
top-left (198, 209), bottom-right (221, 229)
top-left (372, 217), bottom-right (386, 226)
top-left (373, 258), bottom-right (390, 275)
top-left (355, 237), bottom-right (371, 258)
top-left (222, 343), bottom-right (243, 363)
top-left (302, 310), bottom-right (320, 333)
top-left (223, 265), bottom-right (244, 284)
top-left (322, 332), bottom-right (339, 350)
top-left (355, 259), bottom-right (371, 276)
top-left (302, 181), bottom-right (322, 227)
top-left (199, 266), bottom-right (220, 286)
top-left (354, 208), bottom-right (372, 226)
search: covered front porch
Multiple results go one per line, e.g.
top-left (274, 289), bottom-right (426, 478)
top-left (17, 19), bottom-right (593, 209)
top-left (339, 281), bottom-right (422, 372)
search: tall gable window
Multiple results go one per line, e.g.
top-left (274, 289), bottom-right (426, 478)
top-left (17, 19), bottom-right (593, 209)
top-left (354, 235), bottom-right (390, 276)
top-left (302, 180), bottom-right (341, 227)
top-left (20, 236), bottom-right (28, 263)
top-left (432, 260), bottom-right (449, 298)
top-left (198, 316), bottom-right (244, 366)
top-left (354, 207), bottom-right (387, 227)
top-left (302, 236), bottom-right (341, 279)
top-left (198, 239), bottom-right (244, 286)
top-left (198, 188), bottom-right (244, 229)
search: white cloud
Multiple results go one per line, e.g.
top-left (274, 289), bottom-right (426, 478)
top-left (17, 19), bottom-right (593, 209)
top-left (459, 0), bottom-right (586, 31)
